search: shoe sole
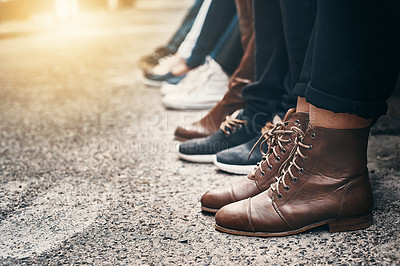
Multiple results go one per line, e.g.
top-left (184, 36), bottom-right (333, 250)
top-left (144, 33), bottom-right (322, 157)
top-left (162, 100), bottom-right (217, 110)
top-left (215, 213), bottom-right (373, 237)
top-left (174, 136), bottom-right (189, 142)
top-left (213, 157), bottom-right (255, 175)
top-left (143, 78), bottom-right (163, 87)
top-left (201, 206), bottom-right (218, 214)
top-left (178, 152), bottom-right (215, 163)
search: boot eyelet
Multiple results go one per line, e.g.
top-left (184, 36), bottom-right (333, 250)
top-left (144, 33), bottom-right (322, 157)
top-left (261, 171), bottom-right (265, 176)
top-left (308, 145), bottom-right (312, 150)
top-left (303, 156), bottom-right (308, 161)
top-left (275, 156), bottom-right (281, 162)
top-left (311, 133), bottom-right (316, 139)
top-left (295, 119), bottom-right (300, 126)
top-left (281, 148), bottom-right (287, 154)
top-left (284, 186), bottom-right (290, 191)
top-left (298, 168), bottom-right (304, 174)
top-left (268, 165), bottom-right (273, 171)
top-left (225, 131), bottom-right (231, 137)
top-left (288, 138), bottom-right (292, 143)
top-left (277, 193), bottom-right (283, 199)
top-left (293, 177), bottom-right (298, 183)
top-left (237, 124), bottom-right (243, 130)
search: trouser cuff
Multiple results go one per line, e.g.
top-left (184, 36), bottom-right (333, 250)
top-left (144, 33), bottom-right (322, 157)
top-left (305, 83), bottom-right (388, 119)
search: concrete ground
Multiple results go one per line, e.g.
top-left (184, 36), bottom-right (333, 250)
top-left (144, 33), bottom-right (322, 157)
top-left (0, 1), bottom-right (399, 264)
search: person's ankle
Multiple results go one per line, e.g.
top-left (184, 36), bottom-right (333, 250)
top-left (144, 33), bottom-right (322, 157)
top-left (171, 59), bottom-right (190, 76)
top-left (309, 104), bottom-right (373, 129)
top-left (296, 97), bottom-right (310, 113)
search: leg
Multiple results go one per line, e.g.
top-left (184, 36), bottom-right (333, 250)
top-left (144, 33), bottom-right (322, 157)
top-left (214, 0), bottom-right (400, 236)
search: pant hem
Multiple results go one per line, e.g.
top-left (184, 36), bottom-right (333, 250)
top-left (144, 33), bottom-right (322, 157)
top-left (294, 82), bottom-right (308, 98)
top-left (305, 83), bottom-right (388, 119)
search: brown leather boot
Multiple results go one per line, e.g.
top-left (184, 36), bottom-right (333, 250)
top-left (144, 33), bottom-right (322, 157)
top-left (201, 109), bottom-right (309, 213)
top-left (215, 125), bottom-right (374, 236)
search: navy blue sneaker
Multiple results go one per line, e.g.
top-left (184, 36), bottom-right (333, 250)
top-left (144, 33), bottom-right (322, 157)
top-left (213, 134), bottom-right (266, 174)
top-left (178, 109), bottom-right (265, 163)
top-left (213, 110), bottom-right (311, 175)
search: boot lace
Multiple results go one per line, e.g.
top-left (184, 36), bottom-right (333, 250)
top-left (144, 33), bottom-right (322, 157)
top-left (247, 121), bottom-right (296, 178)
top-left (270, 126), bottom-right (312, 198)
top-left (220, 112), bottom-right (247, 136)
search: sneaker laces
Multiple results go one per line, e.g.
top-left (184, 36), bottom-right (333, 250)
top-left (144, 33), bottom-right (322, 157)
top-left (270, 126), bottom-right (312, 198)
top-left (219, 111), bottom-right (247, 136)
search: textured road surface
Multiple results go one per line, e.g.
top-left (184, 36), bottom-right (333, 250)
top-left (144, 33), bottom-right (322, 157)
top-left (0, 1), bottom-right (399, 264)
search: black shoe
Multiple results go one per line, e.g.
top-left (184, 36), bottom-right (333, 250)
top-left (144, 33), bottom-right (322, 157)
top-left (178, 109), bottom-right (263, 163)
top-left (138, 47), bottom-right (173, 72)
top-left (213, 134), bottom-right (266, 174)
top-left (143, 72), bottom-right (185, 87)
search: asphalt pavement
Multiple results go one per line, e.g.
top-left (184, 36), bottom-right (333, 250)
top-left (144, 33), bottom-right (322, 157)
top-left (0, 1), bottom-right (399, 264)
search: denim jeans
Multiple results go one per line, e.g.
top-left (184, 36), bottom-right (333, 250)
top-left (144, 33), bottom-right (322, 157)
top-left (178, 0), bottom-right (212, 60)
top-left (210, 15), bottom-right (243, 76)
top-left (166, 0), bottom-right (204, 53)
top-left (186, 0), bottom-right (237, 69)
top-left (295, 0), bottom-right (400, 119)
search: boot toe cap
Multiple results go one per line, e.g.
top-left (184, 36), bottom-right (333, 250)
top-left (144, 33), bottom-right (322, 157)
top-left (174, 125), bottom-right (210, 140)
top-left (201, 187), bottom-right (234, 212)
top-left (215, 200), bottom-right (253, 232)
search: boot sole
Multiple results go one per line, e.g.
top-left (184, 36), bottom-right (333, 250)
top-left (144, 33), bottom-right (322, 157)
top-left (215, 213), bottom-right (373, 237)
top-left (174, 136), bottom-right (189, 142)
top-left (213, 157), bottom-right (255, 175)
top-left (201, 206), bottom-right (218, 214)
top-left (178, 152), bottom-right (215, 163)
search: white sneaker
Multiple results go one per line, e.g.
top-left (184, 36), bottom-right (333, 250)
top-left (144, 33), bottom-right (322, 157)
top-left (160, 62), bottom-right (211, 95)
top-left (162, 57), bottom-right (229, 110)
top-left (151, 55), bottom-right (181, 76)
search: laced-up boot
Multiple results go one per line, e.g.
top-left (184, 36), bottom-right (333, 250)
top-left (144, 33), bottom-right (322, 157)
top-left (200, 109), bottom-right (309, 213)
top-left (215, 124), bottom-right (374, 236)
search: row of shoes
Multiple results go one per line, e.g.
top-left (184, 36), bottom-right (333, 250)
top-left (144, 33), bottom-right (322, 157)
top-left (139, 47), bottom-right (280, 175)
top-left (141, 49), bottom-right (230, 111)
top-left (178, 110), bottom-right (283, 175)
top-left (138, 49), bottom-right (375, 237)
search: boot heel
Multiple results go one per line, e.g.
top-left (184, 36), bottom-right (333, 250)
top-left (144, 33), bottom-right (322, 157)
top-left (329, 213), bottom-right (373, 232)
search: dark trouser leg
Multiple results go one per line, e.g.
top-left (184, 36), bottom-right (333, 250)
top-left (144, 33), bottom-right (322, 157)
top-left (210, 15), bottom-right (243, 76)
top-left (241, 0), bottom-right (288, 126)
top-left (166, 0), bottom-right (204, 53)
top-left (185, 0), bottom-right (237, 69)
top-left (299, 0), bottom-right (400, 119)
top-left (279, 0), bottom-right (317, 111)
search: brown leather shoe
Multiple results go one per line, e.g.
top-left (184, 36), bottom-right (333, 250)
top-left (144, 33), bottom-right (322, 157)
top-left (215, 125), bottom-right (374, 236)
top-left (200, 109), bottom-right (309, 213)
top-left (174, 82), bottom-right (247, 140)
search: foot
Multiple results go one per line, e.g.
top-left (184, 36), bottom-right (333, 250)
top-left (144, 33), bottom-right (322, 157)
top-left (200, 109), bottom-right (309, 213)
top-left (178, 109), bottom-right (262, 163)
top-left (215, 125), bottom-right (374, 236)
top-left (138, 46), bottom-right (173, 73)
top-left (214, 115), bottom-right (283, 175)
top-left (162, 58), bottom-right (229, 110)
